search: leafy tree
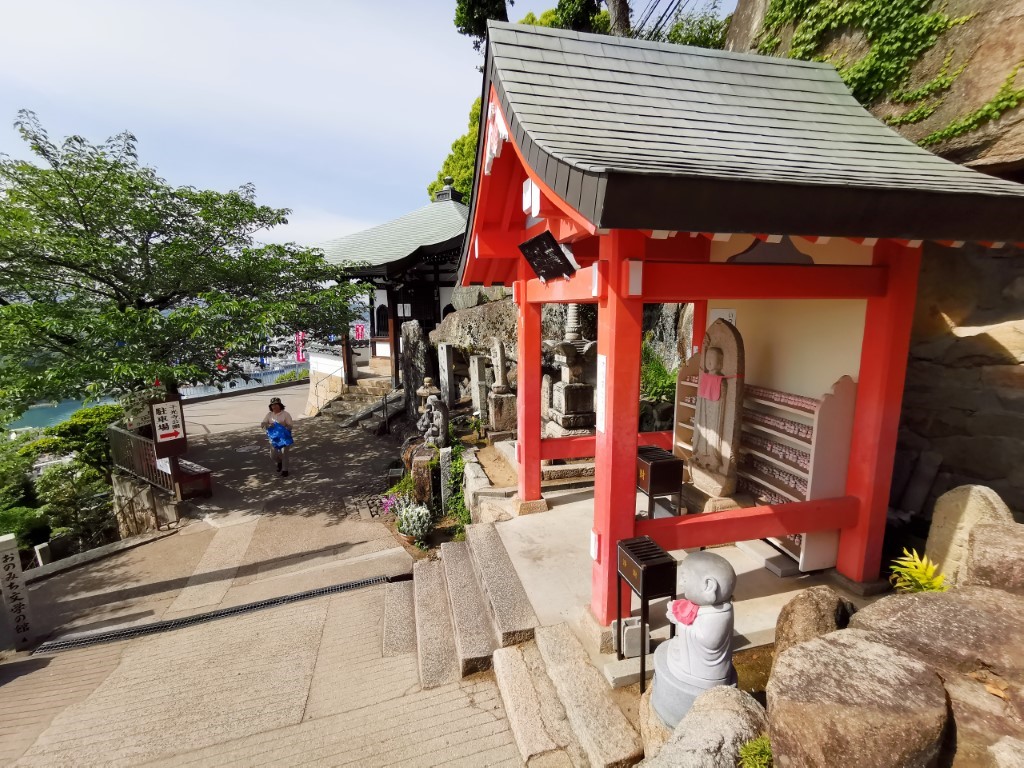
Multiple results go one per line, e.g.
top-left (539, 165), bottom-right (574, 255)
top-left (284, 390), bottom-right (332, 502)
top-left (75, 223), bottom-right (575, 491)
top-left (29, 404), bottom-right (124, 473)
top-left (0, 432), bottom-right (36, 511)
top-left (427, 99), bottom-right (481, 203)
top-left (455, 0), bottom-right (511, 51)
top-left (35, 462), bottom-right (116, 552)
top-left (0, 112), bottom-right (367, 421)
top-left (665, 0), bottom-right (729, 49)
top-left (520, 9), bottom-right (560, 26)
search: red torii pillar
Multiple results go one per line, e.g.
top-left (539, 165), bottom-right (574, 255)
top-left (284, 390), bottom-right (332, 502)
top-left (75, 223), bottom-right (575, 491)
top-left (515, 270), bottom-right (544, 505)
top-left (591, 230), bottom-right (645, 625)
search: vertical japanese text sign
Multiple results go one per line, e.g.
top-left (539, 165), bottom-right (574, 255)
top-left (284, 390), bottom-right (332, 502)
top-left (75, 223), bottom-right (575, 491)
top-left (150, 398), bottom-right (188, 459)
top-left (0, 534), bottom-right (33, 650)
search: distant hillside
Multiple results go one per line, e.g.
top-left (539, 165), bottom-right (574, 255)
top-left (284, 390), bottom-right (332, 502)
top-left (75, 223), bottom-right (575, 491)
top-left (726, 0), bottom-right (1024, 179)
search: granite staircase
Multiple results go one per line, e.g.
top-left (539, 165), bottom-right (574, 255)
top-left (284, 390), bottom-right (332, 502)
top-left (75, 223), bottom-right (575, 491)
top-left (382, 522), bottom-right (643, 768)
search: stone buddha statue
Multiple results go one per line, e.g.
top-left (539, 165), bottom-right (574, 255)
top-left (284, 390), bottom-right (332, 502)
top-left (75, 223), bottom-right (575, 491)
top-left (651, 551), bottom-right (738, 728)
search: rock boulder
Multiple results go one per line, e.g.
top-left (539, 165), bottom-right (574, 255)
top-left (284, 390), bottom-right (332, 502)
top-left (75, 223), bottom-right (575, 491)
top-left (768, 629), bottom-right (948, 768)
top-left (925, 485), bottom-right (1015, 584)
top-left (643, 686), bottom-right (767, 767)
top-left (401, 320), bottom-right (434, 419)
top-left (772, 585), bottom-right (856, 672)
top-left (962, 521), bottom-right (1024, 594)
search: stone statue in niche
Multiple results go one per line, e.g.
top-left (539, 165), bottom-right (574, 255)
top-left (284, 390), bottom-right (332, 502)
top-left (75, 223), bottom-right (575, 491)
top-left (651, 551), bottom-right (738, 728)
top-left (690, 318), bottom-right (745, 497)
top-left (417, 395), bottom-right (449, 448)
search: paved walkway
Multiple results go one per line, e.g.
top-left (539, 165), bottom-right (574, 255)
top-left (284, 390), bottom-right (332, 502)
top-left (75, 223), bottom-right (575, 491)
top-left (1, 410), bottom-right (523, 766)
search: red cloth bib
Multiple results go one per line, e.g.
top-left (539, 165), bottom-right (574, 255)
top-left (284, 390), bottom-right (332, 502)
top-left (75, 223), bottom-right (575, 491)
top-left (671, 599), bottom-right (700, 625)
top-left (698, 373), bottom-right (724, 401)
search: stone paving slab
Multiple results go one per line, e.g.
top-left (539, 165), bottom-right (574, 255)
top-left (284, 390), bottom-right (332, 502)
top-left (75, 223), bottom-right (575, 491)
top-left (164, 520), bottom-right (258, 614)
top-left (383, 580), bottom-right (417, 657)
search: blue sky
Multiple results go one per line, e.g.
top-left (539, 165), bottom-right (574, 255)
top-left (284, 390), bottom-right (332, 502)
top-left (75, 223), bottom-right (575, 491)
top-left (0, 0), bottom-right (737, 247)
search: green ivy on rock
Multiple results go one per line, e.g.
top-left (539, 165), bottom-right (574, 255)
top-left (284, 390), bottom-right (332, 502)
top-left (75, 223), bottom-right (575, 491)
top-left (921, 63), bottom-right (1024, 146)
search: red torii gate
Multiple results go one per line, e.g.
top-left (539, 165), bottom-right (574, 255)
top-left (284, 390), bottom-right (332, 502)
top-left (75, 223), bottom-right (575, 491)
top-left (458, 22), bottom-right (1024, 626)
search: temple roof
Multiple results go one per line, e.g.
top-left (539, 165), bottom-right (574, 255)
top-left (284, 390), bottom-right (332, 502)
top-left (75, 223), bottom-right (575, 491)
top-left (320, 198), bottom-right (469, 277)
top-left (477, 22), bottom-right (1024, 241)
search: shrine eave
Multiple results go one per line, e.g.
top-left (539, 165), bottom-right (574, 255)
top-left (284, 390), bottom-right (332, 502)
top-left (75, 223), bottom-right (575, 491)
top-left (457, 22), bottom-right (1024, 286)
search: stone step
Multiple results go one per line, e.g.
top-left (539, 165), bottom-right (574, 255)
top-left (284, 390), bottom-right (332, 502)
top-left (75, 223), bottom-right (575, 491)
top-left (735, 538), bottom-right (800, 577)
top-left (412, 560), bottom-right (460, 688)
top-left (382, 580), bottom-right (417, 657)
top-left (466, 523), bottom-right (539, 646)
top-left (493, 640), bottom-right (588, 767)
top-left (440, 541), bottom-right (499, 675)
top-left (534, 623), bottom-right (644, 768)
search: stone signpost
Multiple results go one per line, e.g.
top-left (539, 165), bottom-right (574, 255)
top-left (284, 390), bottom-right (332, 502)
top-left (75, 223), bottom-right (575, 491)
top-left (0, 533), bottom-right (33, 651)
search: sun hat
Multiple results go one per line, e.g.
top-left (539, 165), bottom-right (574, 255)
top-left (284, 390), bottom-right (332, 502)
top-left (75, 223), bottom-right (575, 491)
top-left (269, 397), bottom-right (284, 407)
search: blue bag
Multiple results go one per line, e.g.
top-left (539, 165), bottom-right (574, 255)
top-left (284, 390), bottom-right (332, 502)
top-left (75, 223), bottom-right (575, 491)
top-left (266, 421), bottom-right (294, 449)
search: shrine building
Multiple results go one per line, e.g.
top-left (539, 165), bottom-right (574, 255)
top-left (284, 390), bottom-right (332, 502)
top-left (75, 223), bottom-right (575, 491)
top-left (456, 22), bottom-right (1024, 626)
top-left (322, 180), bottom-right (468, 386)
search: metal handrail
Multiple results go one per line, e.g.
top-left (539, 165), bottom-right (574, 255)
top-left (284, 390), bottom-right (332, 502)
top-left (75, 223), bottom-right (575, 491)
top-left (107, 424), bottom-right (173, 494)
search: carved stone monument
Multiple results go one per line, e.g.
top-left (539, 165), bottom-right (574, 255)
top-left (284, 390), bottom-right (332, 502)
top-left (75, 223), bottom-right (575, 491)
top-left (651, 551), bottom-right (738, 728)
top-left (437, 343), bottom-right (457, 407)
top-left (545, 341), bottom-right (596, 437)
top-left (488, 338), bottom-right (518, 433)
top-left (689, 319), bottom-right (745, 497)
top-left (0, 533), bottom-right (33, 651)
top-left (469, 355), bottom-right (490, 425)
top-left (417, 395), bottom-right (450, 449)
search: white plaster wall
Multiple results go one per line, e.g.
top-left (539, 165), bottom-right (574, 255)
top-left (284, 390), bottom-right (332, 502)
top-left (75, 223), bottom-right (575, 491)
top-left (710, 236), bottom-right (873, 265)
top-left (706, 298), bottom-right (866, 399)
top-left (439, 286), bottom-right (455, 311)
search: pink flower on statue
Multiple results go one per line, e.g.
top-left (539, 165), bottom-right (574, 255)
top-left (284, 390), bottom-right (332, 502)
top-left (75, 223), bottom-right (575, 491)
top-left (670, 599), bottom-right (700, 626)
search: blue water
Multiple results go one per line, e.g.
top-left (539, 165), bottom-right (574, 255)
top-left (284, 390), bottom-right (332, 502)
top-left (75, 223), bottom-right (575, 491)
top-left (8, 364), bottom-right (310, 431)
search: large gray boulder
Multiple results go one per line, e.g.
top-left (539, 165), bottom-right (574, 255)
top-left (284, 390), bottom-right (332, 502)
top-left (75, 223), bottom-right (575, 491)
top-left (850, 588), bottom-right (1024, 765)
top-left (642, 686), bottom-right (767, 767)
top-left (925, 485), bottom-right (1015, 585)
top-left (429, 298), bottom-right (518, 358)
top-left (962, 521), bottom-right (1024, 595)
top-left (772, 585), bottom-right (855, 672)
top-left (767, 629), bottom-right (948, 768)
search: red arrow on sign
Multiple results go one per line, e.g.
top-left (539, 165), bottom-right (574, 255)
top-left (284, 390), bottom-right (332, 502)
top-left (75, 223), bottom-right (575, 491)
top-left (159, 430), bottom-right (181, 440)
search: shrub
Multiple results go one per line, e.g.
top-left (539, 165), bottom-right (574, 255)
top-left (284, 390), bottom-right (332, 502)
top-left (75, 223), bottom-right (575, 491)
top-left (738, 735), bottom-right (773, 768)
top-left (38, 404), bottom-right (124, 472)
top-left (396, 502), bottom-right (433, 542)
top-left (0, 506), bottom-right (50, 549)
top-left (274, 368), bottom-right (310, 384)
top-left (640, 332), bottom-right (677, 403)
top-left (890, 548), bottom-right (949, 593)
top-left (35, 462), bottom-right (116, 553)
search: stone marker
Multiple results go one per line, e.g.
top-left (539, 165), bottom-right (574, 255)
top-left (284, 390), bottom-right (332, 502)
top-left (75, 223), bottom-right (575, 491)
top-left (488, 338), bottom-right (518, 432)
top-left (768, 629), bottom-right (948, 768)
top-left (925, 484), bottom-right (1014, 584)
top-left (401, 320), bottom-right (432, 419)
top-left (652, 551), bottom-right (737, 728)
top-left (437, 342), bottom-right (457, 407)
top-left (545, 341), bottom-right (596, 439)
top-left (469, 354), bottom-right (489, 425)
top-left (962, 521), bottom-right (1024, 594)
top-left (417, 394), bottom-right (449, 449)
top-left (690, 319), bottom-right (745, 497)
top-left (0, 533), bottom-right (33, 650)
top-left (439, 446), bottom-right (453, 515)
top-left (411, 447), bottom-right (434, 505)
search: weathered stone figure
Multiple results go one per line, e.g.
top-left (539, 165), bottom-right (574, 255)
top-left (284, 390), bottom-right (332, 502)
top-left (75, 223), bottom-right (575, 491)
top-left (689, 319), bottom-right (745, 497)
top-left (491, 337), bottom-right (510, 394)
top-left (651, 551), bottom-right (738, 728)
top-left (417, 395), bottom-right (449, 448)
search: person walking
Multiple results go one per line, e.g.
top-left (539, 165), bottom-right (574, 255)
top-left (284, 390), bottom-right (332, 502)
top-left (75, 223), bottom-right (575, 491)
top-left (261, 396), bottom-right (294, 477)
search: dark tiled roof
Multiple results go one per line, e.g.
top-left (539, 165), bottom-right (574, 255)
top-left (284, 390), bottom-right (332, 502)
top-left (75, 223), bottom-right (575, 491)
top-left (320, 199), bottom-right (468, 273)
top-left (479, 21), bottom-right (1024, 241)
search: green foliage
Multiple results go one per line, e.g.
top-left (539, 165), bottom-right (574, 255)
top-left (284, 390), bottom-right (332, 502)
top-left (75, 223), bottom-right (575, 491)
top-left (921, 64), bottom-right (1024, 146)
top-left (31, 404), bottom-right (124, 472)
top-left (640, 334), bottom-right (677, 403)
top-left (885, 100), bottom-right (940, 127)
top-left (386, 471), bottom-right (415, 499)
top-left (520, 9), bottom-right (559, 26)
top-left (0, 111), bottom-right (367, 422)
top-left (738, 735), bottom-right (774, 768)
top-left (0, 433), bottom-right (37, 511)
top-left (35, 462), bottom-right (117, 552)
top-left (756, 0), bottom-right (970, 106)
top-left (890, 547), bottom-right (949, 593)
top-left (427, 99), bottom-right (481, 203)
top-left (0, 505), bottom-right (50, 549)
top-left (665, 0), bottom-right (729, 49)
top-left (273, 368), bottom-right (310, 384)
top-left (396, 502), bottom-right (434, 542)
top-left (455, 0), bottom-right (510, 51)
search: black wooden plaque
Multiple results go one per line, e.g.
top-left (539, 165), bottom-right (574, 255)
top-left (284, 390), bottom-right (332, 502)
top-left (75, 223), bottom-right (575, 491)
top-left (518, 231), bottom-right (577, 282)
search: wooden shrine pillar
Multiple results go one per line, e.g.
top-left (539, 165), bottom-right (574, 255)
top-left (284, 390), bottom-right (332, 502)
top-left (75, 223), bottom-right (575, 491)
top-left (516, 277), bottom-right (544, 502)
top-left (691, 301), bottom-right (708, 359)
top-left (591, 230), bottom-right (645, 626)
top-left (837, 240), bottom-right (922, 582)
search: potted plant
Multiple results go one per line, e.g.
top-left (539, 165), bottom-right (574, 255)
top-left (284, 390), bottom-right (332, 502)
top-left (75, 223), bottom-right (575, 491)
top-left (396, 502), bottom-right (433, 546)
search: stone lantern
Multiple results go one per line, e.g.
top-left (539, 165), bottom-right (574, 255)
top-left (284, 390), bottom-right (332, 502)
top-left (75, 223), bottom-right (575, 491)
top-left (416, 377), bottom-right (441, 413)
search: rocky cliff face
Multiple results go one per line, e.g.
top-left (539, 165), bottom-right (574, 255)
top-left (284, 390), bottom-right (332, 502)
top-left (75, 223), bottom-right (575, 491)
top-left (725, 0), bottom-right (1024, 176)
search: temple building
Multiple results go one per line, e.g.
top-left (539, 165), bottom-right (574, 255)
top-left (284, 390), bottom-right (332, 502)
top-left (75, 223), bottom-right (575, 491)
top-left (321, 180), bottom-right (468, 386)
top-left (457, 22), bottom-right (1024, 626)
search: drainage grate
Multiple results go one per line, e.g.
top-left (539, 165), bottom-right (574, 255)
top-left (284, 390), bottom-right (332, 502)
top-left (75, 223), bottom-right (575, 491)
top-left (34, 575), bottom-right (390, 655)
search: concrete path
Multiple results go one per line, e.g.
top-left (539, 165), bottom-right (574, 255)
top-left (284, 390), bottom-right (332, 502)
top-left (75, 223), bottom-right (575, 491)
top-left (183, 383), bottom-right (311, 437)
top-left (7, 585), bottom-right (520, 767)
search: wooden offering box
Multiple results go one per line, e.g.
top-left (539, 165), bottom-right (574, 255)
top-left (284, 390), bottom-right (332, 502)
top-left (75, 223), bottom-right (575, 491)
top-left (737, 376), bottom-right (858, 571)
top-left (636, 445), bottom-right (685, 516)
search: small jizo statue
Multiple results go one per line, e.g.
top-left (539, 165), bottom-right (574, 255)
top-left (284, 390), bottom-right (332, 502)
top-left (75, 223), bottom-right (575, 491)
top-left (651, 551), bottom-right (738, 728)
top-left (689, 318), bottom-right (744, 497)
top-left (417, 395), bottom-right (449, 448)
